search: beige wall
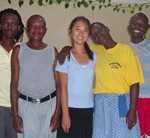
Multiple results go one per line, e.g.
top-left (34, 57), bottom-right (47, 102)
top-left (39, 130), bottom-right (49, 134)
top-left (1, 1), bottom-right (150, 50)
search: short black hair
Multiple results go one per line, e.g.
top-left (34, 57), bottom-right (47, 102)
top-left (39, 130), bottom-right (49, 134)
top-left (130, 12), bottom-right (149, 25)
top-left (26, 14), bottom-right (46, 29)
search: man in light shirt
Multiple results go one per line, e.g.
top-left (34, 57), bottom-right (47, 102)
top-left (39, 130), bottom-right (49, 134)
top-left (128, 12), bottom-right (150, 138)
top-left (0, 8), bottom-right (24, 138)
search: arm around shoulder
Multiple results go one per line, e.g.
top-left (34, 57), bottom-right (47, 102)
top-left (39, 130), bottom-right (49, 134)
top-left (58, 46), bottom-right (72, 64)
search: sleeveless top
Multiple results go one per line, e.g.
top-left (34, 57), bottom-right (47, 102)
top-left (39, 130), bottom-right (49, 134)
top-left (18, 43), bottom-right (56, 98)
top-left (0, 44), bottom-right (13, 107)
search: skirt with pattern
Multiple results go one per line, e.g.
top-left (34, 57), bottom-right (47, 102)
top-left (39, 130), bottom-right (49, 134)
top-left (92, 94), bottom-right (141, 138)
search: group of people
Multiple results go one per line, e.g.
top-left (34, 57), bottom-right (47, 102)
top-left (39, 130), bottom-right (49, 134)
top-left (0, 7), bottom-right (149, 138)
top-left (0, 9), bottom-right (60, 138)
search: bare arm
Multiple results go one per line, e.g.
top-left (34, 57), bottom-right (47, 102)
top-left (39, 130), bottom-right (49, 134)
top-left (58, 70), bottom-right (71, 133)
top-left (10, 45), bottom-right (23, 133)
top-left (126, 83), bottom-right (139, 130)
top-left (50, 47), bottom-right (61, 131)
top-left (93, 74), bottom-right (96, 89)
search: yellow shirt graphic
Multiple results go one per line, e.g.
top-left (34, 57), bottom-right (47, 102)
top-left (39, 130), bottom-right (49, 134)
top-left (90, 43), bottom-right (144, 94)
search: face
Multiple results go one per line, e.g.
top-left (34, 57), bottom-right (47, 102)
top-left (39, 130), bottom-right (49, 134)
top-left (0, 13), bottom-right (20, 39)
top-left (71, 20), bottom-right (89, 45)
top-left (90, 24), bottom-right (109, 45)
top-left (27, 17), bottom-right (47, 41)
top-left (128, 14), bottom-right (148, 38)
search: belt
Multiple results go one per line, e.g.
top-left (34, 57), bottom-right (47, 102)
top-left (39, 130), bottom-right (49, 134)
top-left (19, 91), bottom-right (56, 104)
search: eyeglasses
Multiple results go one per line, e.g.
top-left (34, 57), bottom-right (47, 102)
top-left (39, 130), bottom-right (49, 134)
top-left (29, 25), bottom-right (46, 30)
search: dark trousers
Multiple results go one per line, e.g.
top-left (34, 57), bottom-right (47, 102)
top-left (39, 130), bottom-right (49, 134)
top-left (0, 106), bottom-right (17, 138)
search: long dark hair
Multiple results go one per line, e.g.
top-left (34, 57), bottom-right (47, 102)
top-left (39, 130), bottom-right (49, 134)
top-left (0, 8), bottom-right (24, 42)
top-left (69, 16), bottom-right (93, 60)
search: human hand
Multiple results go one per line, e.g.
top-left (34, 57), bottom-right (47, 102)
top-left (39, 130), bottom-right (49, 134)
top-left (62, 114), bottom-right (71, 133)
top-left (13, 114), bottom-right (23, 133)
top-left (50, 113), bottom-right (60, 132)
top-left (58, 46), bottom-right (72, 65)
top-left (126, 109), bottom-right (137, 130)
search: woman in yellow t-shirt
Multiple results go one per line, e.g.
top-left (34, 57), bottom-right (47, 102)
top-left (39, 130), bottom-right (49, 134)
top-left (90, 22), bottom-right (144, 138)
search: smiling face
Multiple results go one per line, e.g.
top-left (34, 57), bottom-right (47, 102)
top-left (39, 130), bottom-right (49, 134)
top-left (128, 13), bottom-right (148, 39)
top-left (90, 23), bottom-right (110, 45)
top-left (69, 16), bottom-right (90, 46)
top-left (71, 20), bottom-right (89, 45)
top-left (0, 13), bottom-right (20, 39)
top-left (27, 15), bottom-right (47, 41)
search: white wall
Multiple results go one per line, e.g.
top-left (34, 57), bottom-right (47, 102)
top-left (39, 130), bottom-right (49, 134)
top-left (112, 0), bottom-right (150, 3)
top-left (1, 1), bottom-right (150, 50)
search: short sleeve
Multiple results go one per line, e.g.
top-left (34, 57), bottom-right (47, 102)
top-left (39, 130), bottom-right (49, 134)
top-left (55, 57), bottom-right (68, 73)
top-left (126, 47), bottom-right (144, 85)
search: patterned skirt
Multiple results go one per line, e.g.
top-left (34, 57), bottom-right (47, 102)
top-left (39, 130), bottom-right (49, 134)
top-left (92, 94), bottom-right (141, 138)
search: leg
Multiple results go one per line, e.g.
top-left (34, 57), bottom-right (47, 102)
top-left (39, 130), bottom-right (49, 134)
top-left (0, 106), bottom-right (17, 138)
top-left (137, 98), bottom-right (145, 136)
top-left (5, 107), bottom-right (17, 138)
top-left (145, 98), bottom-right (150, 137)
